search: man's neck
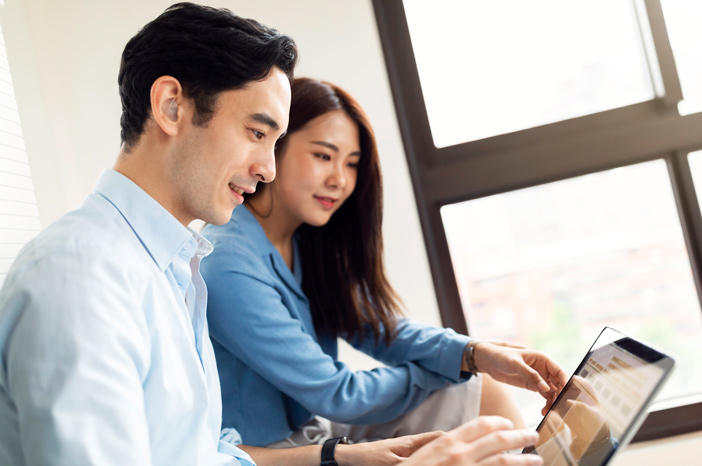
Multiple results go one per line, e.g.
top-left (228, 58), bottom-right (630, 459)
top-left (113, 143), bottom-right (194, 228)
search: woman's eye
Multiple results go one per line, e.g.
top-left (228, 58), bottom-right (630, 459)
top-left (348, 161), bottom-right (359, 168)
top-left (314, 153), bottom-right (331, 161)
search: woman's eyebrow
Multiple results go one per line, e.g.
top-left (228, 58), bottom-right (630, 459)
top-left (311, 140), bottom-right (338, 152)
top-left (311, 140), bottom-right (361, 156)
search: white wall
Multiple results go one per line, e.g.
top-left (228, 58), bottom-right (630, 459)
top-left (2, 0), bottom-right (442, 371)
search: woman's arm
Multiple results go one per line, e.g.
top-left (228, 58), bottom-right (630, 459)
top-left (348, 318), bottom-right (471, 381)
top-left (351, 321), bottom-right (567, 413)
top-left (203, 247), bottom-right (451, 425)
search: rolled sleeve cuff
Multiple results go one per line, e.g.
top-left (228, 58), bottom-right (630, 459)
top-left (437, 333), bottom-right (473, 382)
top-left (218, 438), bottom-right (255, 466)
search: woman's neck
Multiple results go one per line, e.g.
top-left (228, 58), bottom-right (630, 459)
top-left (246, 187), bottom-right (301, 269)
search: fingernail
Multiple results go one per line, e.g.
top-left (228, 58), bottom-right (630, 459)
top-left (539, 381), bottom-right (550, 391)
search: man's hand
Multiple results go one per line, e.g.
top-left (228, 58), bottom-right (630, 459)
top-left (471, 342), bottom-right (568, 415)
top-left (335, 431), bottom-right (442, 466)
top-left (400, 417), bottom-right (543, 466)
top-left (241, 433), bottom-right (443, 466)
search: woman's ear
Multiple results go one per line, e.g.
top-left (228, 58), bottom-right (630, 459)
top-left (150, 76), bottom-right (182, 136)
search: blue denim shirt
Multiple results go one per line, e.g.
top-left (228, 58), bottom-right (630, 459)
top-left (201, 205), bottom-right (472, 447)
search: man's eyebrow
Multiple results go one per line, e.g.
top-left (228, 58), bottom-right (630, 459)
top-left (250, 113), bottom-right (280, 130)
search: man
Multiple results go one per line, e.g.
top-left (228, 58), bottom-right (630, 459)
top-left (0, 3), bottom-right (543, 465)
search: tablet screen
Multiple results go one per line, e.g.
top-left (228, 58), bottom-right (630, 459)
top-left (523, 327), bottom-right (674, 466)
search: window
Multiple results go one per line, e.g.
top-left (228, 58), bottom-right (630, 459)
top-left (374, 0), bottom-right (702, 439)
top-left (0, 19), bottom-right (41, 288)
top-left (441, 160), bottom-right (702, 425)
top-left (660, 0), bottom-right (702, 115)
top-left (403, 0), bottom-right (656, 148)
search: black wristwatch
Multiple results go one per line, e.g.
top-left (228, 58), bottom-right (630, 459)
top-left (320, 436), bottom-right (347, 466)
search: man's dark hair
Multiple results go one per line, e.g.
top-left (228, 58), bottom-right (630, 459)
top-left (118, 2), bottom-right (298, 152)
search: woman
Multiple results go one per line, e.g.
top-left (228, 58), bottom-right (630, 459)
top-left (201, 78), bottom-right (566, 448)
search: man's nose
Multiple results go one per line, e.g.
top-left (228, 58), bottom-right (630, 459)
top-left (253, 147), bottom-right (276, 183)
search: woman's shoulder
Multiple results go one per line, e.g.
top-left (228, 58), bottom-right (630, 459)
top-left (201, 209), bottom-right (273, 279)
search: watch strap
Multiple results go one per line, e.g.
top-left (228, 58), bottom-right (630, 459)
top-left (321, 436), bottom-right (347, 466)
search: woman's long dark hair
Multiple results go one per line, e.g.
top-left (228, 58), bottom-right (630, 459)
top-left (272, 77), bottom-right (403, 345)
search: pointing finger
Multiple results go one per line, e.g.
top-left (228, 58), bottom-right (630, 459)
top-left (470, 429), bottom-right (540, 463)
top-left (449, 416), bottom-right (515, 444)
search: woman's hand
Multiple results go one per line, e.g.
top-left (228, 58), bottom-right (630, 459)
top-left (399, 417), bottom-right (543, 466)
top-left (472, 342), bottom-right (568, 415)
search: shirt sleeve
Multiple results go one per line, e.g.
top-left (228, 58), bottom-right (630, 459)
top-left (347, 318), bottom-right (473, 383)
top-left (204, 247), bottom-right (453, 425)
top-left (217, 440), bottom-right (256, 466)
top-left (1, 247), bottom-right (154, 465)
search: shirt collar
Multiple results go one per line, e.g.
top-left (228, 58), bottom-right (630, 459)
top-left (231, 205), bottom-right (278, 256)
top-left (232, 205), bottom-right (307, 300)
top-left (93, 169), bottom-right (212, 271)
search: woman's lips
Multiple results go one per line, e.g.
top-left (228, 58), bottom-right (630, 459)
top-left (314, 195), bottom-right (337, 209)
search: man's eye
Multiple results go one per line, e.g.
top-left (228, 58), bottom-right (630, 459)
top-left (252, 129), bottom-right (264, 140)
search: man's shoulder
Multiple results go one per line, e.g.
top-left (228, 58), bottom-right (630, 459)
top-left (10, 193), bottom-right (152, 282)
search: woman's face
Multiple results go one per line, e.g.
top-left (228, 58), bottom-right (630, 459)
top-left (273, 110), bottom-right (361, 227)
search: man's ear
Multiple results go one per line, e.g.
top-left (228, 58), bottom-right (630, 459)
top-left (150, 76), bottom-right (183, 136)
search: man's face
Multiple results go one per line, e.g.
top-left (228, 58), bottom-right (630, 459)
top-left (169, 68), bottom-right (291, 225)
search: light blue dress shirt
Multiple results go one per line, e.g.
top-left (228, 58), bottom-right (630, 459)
top-left (0, 170), bottom-right (254, 466)
top-left (201, 205), bottom-right (472, 447)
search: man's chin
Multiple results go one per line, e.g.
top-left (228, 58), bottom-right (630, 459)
top-left (203, 208), bottom-right (236, 226)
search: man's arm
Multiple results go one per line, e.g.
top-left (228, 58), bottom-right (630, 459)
top-left (3, 249), bottom-right (153, 465)
top-left (239, 432), bottom-right (440, 466)
top-left (240, 418), bottom-right (543, 466)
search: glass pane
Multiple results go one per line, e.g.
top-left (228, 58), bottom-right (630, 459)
top-left (441, 160), bottom-right (702, 425)
top-left (403, 0), bottom-right (655, 148)
top-left (660, 1), bottom-right (702, 115)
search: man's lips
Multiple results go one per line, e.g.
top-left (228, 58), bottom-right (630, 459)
top-left (229, 183), bottom-right (255, 196)
top-left (229, 183), bottom-right (255, 203)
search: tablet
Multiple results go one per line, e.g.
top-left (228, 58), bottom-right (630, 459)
top-left (523, 326), bottom-right (675, 466)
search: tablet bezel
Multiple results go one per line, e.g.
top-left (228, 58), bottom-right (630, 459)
top-left (522, 326), bottom-right (675, 464)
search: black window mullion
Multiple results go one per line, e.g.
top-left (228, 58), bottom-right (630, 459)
top-left (372, 0), bottom-right (438, 168)
top-left (425, 112), bottom-right (702, 205)
top-left (374, 0), bottom-right (467, 334)
top-left (666, 151), bottom-right (702, 308)
top-left (642, 0), bottom-right (684, 107)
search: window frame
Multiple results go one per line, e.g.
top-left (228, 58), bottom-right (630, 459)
top-left (373, 0), bottom-right (702, 441)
